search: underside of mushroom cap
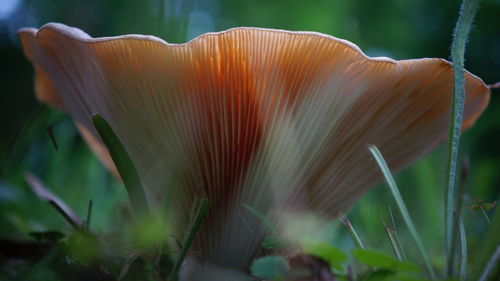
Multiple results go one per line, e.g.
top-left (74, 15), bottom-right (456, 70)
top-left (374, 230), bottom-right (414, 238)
top-left (18, 23), bottom-right (489, 269)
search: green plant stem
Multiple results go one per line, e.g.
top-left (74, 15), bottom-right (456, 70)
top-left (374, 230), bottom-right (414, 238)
top-left (369, 145), bottom-right (436, 280)
top-left (455, 214), bottom-right (467, 281)
top-left (478, 243), bottom-right (500, 281)
top-left (24, 173), bottom-right (85, 231)
top-left (470, 202), bottom-right (500, 280)
top-left (340, 214), bottom-right (365, 249)
top-left (385, 226), bottom-right (403, 261)
top-left (450, 159), bottom-right (470, 278)
top-left (86, 200), bottom-right (93, 229)
top-left (167, 196), bottom-right (210, 281)
top-left (480, 207), bottom-right (491, 224)
top-left (389, 207), bottom-right (407, 260)
top-left (445, 0), bottom-right (481, 277)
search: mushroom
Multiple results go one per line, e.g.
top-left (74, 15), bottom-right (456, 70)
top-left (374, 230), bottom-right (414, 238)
top-left (18, 23), bottom-right (489, 280)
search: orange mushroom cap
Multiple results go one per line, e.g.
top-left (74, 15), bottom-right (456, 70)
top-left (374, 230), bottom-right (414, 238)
top-left (18, 23), bottom-right (489, 273)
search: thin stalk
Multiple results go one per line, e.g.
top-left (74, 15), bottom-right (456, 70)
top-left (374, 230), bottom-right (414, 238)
top-left (167, 196), bottom-right (210, 281)
top-left (340, 214), bottom-right (365, 249)
top-left (478, 243), bottom-right (500, 281)
top-left (480, 207), bottom-right (491, 224)
top-left (456, 215), bottom-right (467, 281)
top-left (445, 0), bottom-right (481, 277)
top-left (243, 204), bottom-right (278, 235)
top-left (86, 200), bottom-right (93, 229)
top-left (450, 158), bottom-right (470, 277)
top-left (46, 124), bottom-right (58, 150)
top-left (369, 145), bottom-right (436, 280)
top-left (389, 206), bottom-right (407, 260)
top-left (385, 225), bottom-right (403, 261)
top-left (469, 201), bottom-right (500, 280)
top-left (118, 252), bottom-right (139, 281)
top-left (24, 173), bottom-right (85, 231)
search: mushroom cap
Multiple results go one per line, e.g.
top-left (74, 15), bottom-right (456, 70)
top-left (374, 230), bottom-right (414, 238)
top-left (18, 23), bottom-right (489, 269)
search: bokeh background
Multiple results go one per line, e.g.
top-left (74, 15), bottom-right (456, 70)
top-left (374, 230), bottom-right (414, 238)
top-left (0, 0), bottom-right (499, 277)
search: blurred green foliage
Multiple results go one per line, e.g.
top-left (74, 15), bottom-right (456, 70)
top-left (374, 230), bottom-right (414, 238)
top-left (0, 0), bottom-right (499, 280)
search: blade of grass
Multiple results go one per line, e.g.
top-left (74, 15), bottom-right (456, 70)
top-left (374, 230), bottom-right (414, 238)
top-left (445, 0), bottom-right (481, 277)
top-left (455, 214), bottom-right (467, 281)
top-left (479, 206), bottom-right (491, 224)
top-left (339, 213), bottom-right (365, 249)
top-left (167, 196), bottom-right (210, 281)
top-left (92, 114), bottom-right (150, 217)
top-left (478, 243), bottom-right (500, 281)
top-left (369, 145), bottom-right (436, 280)
top-left (469, 202), bottom-right (500, 280)
top-left (24, 173), bottom-right (84, 231)
top-left (450, 158), bottom-right (470, 278)
top-left (455, 213), bottom-right (467, 281)
top-left (86, 200), bottom-right (93, 229)
top-left (243, 203), bottom-right (278, 235)
top-left (384, 225), bottom-right (403, 261)
top-left (118, 251), bottom-right (140, 281)
top-left (46, 124), bottom-right (58, 150)
top-left (389, 206), bottom-right (407, 260)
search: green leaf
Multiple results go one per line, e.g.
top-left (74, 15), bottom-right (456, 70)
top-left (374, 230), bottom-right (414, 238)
top-left (250, 256), bottom-right (287, 279)
top-left (91, 114), bottom-right (150, 218)
top-left (353, 249), bottom-right (419, 272)
top-left (301, 238), bottom-right (347, 270)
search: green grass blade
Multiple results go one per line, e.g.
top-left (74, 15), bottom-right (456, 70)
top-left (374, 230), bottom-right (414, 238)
top-left (340, 214), bottom-right (365, 249)
top-left (445, 0), bottom-right (481, 276)
top-left (167, 196), bottom-right (210, 281)
top-left (86, 200), bottom-right (93, 229)
top-left (480, 207), bottom-right (491, 224)
top-left (389, 206), bottom-right (407, 260)
top-left (456, 214), bottom-right (467, 281)
top-left (470, 202), bottom-right (500, 280)
top-left (385, 225), bottom-right (403, 261)
top-left (243, 203), bottom-right (278, 235)
top-left (92, 114), bottom-right (150, 217)
top-left (450, 158), bottom-right (470, 272)
top-left (24, 173), bottom-right (85, 231)
top-left (46, 124), bottom-right (58, 150)
top-left (478, 243), bottom-right (500, 281)
top-left (369, 145), bottom-right (436, 280)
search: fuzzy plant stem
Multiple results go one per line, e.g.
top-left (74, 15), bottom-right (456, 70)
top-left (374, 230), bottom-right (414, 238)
top-left (445, 0), bottom-right (481, 278)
